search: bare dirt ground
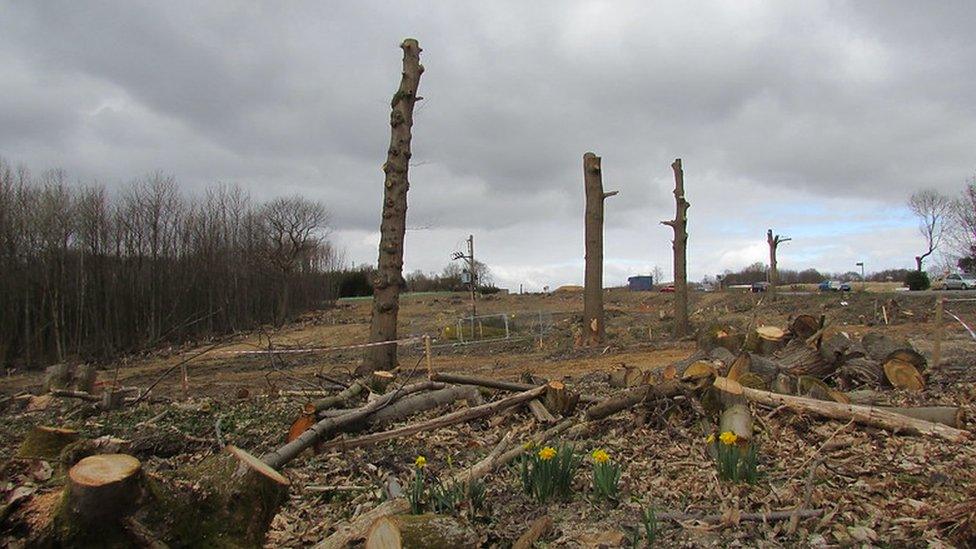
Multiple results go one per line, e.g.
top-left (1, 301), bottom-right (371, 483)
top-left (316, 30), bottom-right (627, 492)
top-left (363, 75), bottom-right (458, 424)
top-left (3, 289), bottom-right (976, 547)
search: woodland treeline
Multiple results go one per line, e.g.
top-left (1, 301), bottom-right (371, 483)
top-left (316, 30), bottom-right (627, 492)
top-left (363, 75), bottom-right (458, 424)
top-left (0, 159), bottom-right (341, 370)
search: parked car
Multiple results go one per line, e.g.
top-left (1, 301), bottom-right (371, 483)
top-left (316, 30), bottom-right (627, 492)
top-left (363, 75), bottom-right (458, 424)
top-left (818, 280), bottom-right (847, 292)
top-left (658, 284), bottom-right (675, 293)
top-left (751, 281), bottom-right (769, 293)
top-left (942, 273), bottom-right (976, 290)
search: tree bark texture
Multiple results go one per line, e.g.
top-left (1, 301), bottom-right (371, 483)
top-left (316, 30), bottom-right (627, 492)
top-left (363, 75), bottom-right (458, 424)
top-left (583, 152), bottom-right (616, 346)
top-left (360, 39), bottom-right (424, 376)
top-left (662, 158), bottom-right (690, 338)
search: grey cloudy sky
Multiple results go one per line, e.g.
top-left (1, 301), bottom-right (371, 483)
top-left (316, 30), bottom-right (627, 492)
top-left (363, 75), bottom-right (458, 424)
top-left (2, 1), bottom-right (974, 290)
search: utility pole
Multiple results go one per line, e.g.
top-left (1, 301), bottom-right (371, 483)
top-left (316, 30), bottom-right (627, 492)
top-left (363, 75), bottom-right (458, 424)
top-left (452, 235), bottom-right (477, 320)
top-left (467, 234), bottom-right (476, 318)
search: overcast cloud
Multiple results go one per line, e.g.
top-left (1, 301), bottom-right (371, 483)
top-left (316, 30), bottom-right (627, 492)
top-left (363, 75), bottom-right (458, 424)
top-left (2, 1), bottom-right (974, 290)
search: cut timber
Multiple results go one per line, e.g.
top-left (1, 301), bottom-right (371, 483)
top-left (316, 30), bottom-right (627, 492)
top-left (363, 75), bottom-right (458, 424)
top-left (885, 349), bottom-right (927, 371)
top-left (839, 357), bottom-right (884, 387)
top-left (17, 426), bottom-right (79, 460)
top-left (359, 38), bottom-right (424, 375)
top-left (774, 340), bottom-right (832, 378)
top-left (747, 326), bottom-right (788, 355)
top-left (771, 374), bottom-right (795, 395)
top-left (747, 353), bottom-right (782, 384)
top-left (265, 381), bottom-right (443, 469)
top-left (797, 376), bottom-right (832, 401)
top-left (682, 361), bottom-right (717, 383)
top-left (367, 385), bottom-right (483, 425)
top-left (737, 372), bottom-right (766, 390)
top-left (789, 315), bottom-right (821, 340)
top-left (879, 406), bottom-right (963, 428)
top-left (726, 353), bottom-right (750, 381)
top-left (819, 332), bottom-right (853, 364)
top-left (309, 380), bottom-right (366, 413)
top-left (318, 385), bottom-right (547, 453)
top-left (585, 380), bottom-right (691, 421)
top-left (713, 377), bottom-right (969, 442)
top-left (370, 371), bottom-right (397, 393)
top-left (543, 381), bottom-right (579, 416)
top-left (429, 372), bottom-right (599, 403)
top-left (719, 403), bottom-right (753, 442)
top-left (44, 363), bottom-right (96, 393)
top-left (608, 365), bottom-right (644, 388)
top-left (366, 514), bottom-right (478, 549)
top-left (863, 332), bottom-right (926, 369)
top-left (884, 359), bottom-right (925, 391)
top-left (526, 399), bottom-right (556, 423)
top-left (697, 324), bottom-right (743, 353)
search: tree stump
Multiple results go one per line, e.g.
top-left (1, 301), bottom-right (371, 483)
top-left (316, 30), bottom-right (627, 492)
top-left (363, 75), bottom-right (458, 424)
top-left (65, 454), bottom-right (143, 525)
top-left (543, 381), bottom-right (579, 416)
top-left (370, 371), bottom-right (397, 393)
top-left (17, 426), bottom-right (79, 460)
top-left (366, 514), bottom-right (478, 549)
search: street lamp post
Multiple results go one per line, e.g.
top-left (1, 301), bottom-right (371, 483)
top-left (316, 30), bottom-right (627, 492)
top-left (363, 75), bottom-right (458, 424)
top-left (856, 262), bottom-right (865, 291)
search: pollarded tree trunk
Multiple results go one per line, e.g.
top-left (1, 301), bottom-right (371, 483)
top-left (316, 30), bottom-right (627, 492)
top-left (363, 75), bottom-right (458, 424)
top-left (766, 229), bottom-right (791, 299)
top-left (358, 39), bottom-right (424, 376)
top-left (582, 152), bottom-right (617, 346)
top-left (662, 158), bottom-right (690, 338)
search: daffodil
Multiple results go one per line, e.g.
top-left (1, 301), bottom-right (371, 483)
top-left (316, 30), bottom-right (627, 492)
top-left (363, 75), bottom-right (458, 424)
top-left (592, 449), bottom-right (610, 464)
top-left (538, 446), bottom-right (557, 461)
top-left (719, 431), bottom-right (738, 446)
top-left (706, 433), bottom-right (715, 444)
top-left (414, 455), bottom-right (427, 468)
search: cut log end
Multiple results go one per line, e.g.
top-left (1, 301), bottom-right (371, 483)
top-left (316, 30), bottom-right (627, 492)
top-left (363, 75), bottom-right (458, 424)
top-left (884, 359), bottom-right (925, 391)
top-left (227, 445), bottom-right (290, 485)
top-left (371, 371), bottom-right (397, 393)
top-left (65, 454), bottom-right (145, 528)
top-left (69, 454), bottom-right (141, 487)
top-left (366, 514), bottom-right (478, 549)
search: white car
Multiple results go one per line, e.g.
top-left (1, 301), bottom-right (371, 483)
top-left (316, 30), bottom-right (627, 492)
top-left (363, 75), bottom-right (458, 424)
top-left (943, 273), bottom-right (976, 290)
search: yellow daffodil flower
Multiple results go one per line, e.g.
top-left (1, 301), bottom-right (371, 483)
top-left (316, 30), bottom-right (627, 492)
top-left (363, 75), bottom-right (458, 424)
top-left (706, 433), bottom-right (715, 444)
top-left (592, 449), bottom-right (610, 464)
top-left (719, 431), bottom-right (738, 446)
top-left (414, 455), bottom-right (427, 468)
top-left (538, 446), bottom-right (557, 461)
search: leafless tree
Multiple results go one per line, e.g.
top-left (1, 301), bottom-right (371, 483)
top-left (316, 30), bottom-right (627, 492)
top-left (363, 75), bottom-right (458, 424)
top-left (0, 157), bottom-right (342, 370)
top-left (260, 197), bottom-right (330, 324)
top-left (908, 190), bottom-right (951, 272)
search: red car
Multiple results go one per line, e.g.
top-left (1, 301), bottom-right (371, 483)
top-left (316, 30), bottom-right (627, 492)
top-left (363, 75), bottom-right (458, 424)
top-left (659, 284), bottom-right (675, 293)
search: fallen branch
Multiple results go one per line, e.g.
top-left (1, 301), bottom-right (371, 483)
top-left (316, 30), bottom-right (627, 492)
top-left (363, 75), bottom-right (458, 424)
top-left (430, 372), bottom-right (599, 403)
top-left (318, 385), bottom-right (547, 453)
top-left (714, 376), bottom-right (970, 442)
top-left (262, 381), bottom-right (443, 469)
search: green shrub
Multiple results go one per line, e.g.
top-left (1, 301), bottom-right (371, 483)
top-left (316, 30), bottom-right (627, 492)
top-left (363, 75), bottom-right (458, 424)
top-left (905, 270), bottom-right (930, 291)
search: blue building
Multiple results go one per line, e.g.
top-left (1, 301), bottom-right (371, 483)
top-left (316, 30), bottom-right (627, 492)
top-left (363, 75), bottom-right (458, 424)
top-left (627, 275), bottom-right (654, 291)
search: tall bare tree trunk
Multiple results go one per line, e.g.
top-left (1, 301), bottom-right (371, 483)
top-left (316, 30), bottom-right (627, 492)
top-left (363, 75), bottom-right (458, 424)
top-left (358, 39), bottom-right (424, 376)
top-left (662, 158), bottom-right (690, 338)
top-left (766, 229), bottom-right (791, 300)
top-left (582, 153), bottom-right (617, 346)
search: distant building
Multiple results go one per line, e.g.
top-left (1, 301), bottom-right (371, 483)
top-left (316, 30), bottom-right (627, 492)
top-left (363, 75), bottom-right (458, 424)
top-left (627, 275), bottom-right (654, 291)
